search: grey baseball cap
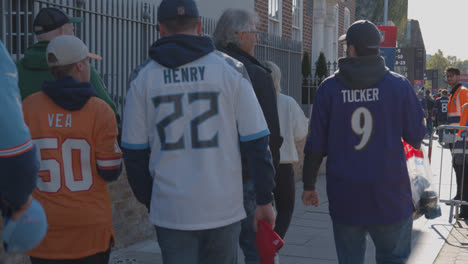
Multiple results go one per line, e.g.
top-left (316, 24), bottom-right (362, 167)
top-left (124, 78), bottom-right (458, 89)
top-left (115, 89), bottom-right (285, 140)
top-left (46, 35), bottom-right (102, 67)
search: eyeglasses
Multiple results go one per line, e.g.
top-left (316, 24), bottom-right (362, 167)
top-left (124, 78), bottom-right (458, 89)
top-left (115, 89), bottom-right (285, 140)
top-left (240, 31), bottom-right (260, 38)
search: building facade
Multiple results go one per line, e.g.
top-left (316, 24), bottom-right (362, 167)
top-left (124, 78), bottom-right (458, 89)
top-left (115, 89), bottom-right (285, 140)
top-left (151, 0), bottom-right (355, 72)
top-left (255, 0), bottom-right (356, 71)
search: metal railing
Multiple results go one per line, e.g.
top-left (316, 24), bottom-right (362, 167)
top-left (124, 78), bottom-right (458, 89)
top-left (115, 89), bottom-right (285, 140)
top-left (301, 61), bottom-right (338, 105)
top-left (429, 125), bottom-right (468, 223)
top-left (2, 0), bottom-right (304, 115)
top-left (1, 0), bottom-right (159, 115)
top-left (254, 32), bottom-right (302, 104)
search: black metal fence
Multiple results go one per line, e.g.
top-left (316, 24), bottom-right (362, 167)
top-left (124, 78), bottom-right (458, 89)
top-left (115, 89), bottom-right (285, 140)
top-left (254, 32), bottom-right (303, 104)
top-left (2, 0), bottom-right (304, 114)
top-left (301, 60), bottom-right (338, 114)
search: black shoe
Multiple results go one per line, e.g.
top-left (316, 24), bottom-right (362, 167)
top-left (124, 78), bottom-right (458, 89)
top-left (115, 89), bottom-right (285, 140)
top-left (459, 210), bottom-right (468, 219)
top-left (459, 214), bottom-right (468, 219)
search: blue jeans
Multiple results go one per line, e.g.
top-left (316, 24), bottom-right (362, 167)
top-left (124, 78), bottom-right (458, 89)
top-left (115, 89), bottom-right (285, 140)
top-left (155, 221), bottom-right (241, 264)
top-left (437, 121), bottom-right (448, 142)
top-left (332, 215), bottom-right (412, 264)
top-left (239, 180), bottom-right (260, 264)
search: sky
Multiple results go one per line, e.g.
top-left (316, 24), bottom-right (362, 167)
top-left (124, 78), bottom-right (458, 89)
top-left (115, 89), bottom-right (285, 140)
top-left (408, 0), bottom-right (468, 60)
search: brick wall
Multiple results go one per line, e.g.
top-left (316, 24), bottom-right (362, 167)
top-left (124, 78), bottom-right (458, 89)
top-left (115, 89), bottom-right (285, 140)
top-left (255, 0), bottom-right (269, 33)
top-left (338, 0), bottom-right (356, 57)
top-left (303, 0), bottom-right (314, 55)
top-left (0, 168), bottom-right (155, 264)
top-left (282, 0), bottom-right (292, 39)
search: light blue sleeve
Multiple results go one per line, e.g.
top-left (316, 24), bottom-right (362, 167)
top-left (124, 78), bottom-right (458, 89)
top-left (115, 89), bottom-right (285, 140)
top-left (121, 75), bottom-right (149, 150)
top-left (0, 41), bottom-right (38, 209)
top-left (0, 41), bottom-right (33, 155)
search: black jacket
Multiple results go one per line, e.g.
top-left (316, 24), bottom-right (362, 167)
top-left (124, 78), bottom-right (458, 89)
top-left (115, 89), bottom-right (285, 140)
top-left (218, 44), bottom-right (283, 179)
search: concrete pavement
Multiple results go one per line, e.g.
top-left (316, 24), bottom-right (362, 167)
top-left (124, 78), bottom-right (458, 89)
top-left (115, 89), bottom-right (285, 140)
top-left (110, 139), bottom-right (468, 264)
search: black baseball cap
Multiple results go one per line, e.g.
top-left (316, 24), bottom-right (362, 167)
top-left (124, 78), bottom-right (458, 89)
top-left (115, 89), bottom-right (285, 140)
top-left (339, 20), bottom-right (381, 49)
top-left (33, 7), bottom-right (83, 35)
top-left (157, 0), bottom-right (199, 22)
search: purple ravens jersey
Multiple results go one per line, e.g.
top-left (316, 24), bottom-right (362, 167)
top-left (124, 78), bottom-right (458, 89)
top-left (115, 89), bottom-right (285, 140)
top-left (305, 71), bottom-right (426, 225)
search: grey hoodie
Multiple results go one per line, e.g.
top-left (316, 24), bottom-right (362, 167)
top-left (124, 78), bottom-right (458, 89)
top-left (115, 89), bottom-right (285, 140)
top-left (335, 55), bottom-right (389, 90)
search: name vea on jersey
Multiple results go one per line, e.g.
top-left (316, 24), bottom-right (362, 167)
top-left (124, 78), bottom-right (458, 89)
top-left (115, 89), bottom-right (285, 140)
top-left (48, 113), bottom-right (72, 128)
top-left (163, 66), bottom-right (205, 84)
top-left (342, 88), bottom-right (379, 103)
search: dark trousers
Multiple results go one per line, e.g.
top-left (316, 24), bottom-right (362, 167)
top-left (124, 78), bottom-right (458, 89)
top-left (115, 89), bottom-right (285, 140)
top-left (30, 246), bottom-right (111, 264)
top-left (453, 161), bottom-right (468, 216)
top-left (273, 163), bottom-right (296, 239)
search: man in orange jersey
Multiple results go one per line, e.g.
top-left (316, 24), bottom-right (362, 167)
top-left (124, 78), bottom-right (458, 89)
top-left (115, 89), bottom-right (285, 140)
top-left (22, 35), bottom-right (122, 264)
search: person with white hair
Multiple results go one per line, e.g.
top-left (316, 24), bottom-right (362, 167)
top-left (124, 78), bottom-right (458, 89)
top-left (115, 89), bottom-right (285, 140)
top-left (213, 9), bottom-right (283, 264)
top-left (263, 61), bottom-right (308, 241)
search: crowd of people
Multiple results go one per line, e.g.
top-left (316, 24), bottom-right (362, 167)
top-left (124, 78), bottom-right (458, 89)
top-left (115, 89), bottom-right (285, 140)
top-left (1, 0), bottom-right (467, 264)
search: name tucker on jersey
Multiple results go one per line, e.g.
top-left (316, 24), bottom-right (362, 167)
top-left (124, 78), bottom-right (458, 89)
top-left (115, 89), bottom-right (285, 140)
top-left (163, 66), bottom-right (205, 84)
top-left (342, 88), bottom-right (379, 103)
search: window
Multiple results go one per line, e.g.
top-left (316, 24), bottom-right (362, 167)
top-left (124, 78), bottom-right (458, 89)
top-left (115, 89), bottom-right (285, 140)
top-left (268, 0), bottom-right (282, 36)
top-left (292, 0), bottom-right (302, 41)
top-left (344, 7), bottom-right (350, 32)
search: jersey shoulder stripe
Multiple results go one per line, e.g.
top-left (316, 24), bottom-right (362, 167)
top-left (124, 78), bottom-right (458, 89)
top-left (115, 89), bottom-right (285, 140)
top-left (213, 50), bottom-right (251, 82)
top-left (0, 139), bottom-right (33, 157)
top-left (129, 59), bottom-right (153, 84)
top-left (97, 157), bottom-right (122, 170)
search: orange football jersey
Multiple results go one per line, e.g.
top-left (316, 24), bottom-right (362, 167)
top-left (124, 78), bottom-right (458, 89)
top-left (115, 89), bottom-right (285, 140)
top-left (22, 92), bottom-right (122, 259)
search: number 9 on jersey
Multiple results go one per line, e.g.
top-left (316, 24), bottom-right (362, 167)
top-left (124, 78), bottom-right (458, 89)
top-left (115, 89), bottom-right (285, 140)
top-left (351, 107), bottom-right (373, 151)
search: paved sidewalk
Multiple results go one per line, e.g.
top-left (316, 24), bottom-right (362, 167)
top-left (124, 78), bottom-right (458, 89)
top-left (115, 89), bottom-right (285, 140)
top-left (110, 139), bottom-right (468, 264)
top-left (434, 220), bottom-right (468, 264)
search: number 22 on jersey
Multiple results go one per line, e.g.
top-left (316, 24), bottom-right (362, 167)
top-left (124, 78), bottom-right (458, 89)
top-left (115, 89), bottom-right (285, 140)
top-left (153, 92), bottom-right (219, 151)
top-left (351, 107), bottom-right (373, 151)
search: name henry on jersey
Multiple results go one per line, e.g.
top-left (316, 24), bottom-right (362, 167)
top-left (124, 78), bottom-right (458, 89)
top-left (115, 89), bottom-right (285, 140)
top-left (163, 66), bottom-right (205, 84)
top-left (342, 88), bottom-right (379, 103)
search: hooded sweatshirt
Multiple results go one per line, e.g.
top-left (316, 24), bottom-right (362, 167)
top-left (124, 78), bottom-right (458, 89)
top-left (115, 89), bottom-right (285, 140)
top-left (149, 34), bottom-right (215, 68)
top-left (39, 76), bottom-right (122, 181)
top-left (16, 41), bottom-right (117, 114)
top-left (335, 55), bottom-right (389, 90)
top-left (303, 55), bottom-right (426, 225)
top-left (122, 34), bottom-right (276, 218)
top-left (23, 76), bottom-right (122, 259)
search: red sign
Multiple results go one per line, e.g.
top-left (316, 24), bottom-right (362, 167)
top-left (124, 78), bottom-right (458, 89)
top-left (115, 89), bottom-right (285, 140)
top-left (377, 26), bottom-right (397, 48)
top-left (414, 80), bottom-right (424, 85)
top-left (460, 74), bottom-right (468, 82)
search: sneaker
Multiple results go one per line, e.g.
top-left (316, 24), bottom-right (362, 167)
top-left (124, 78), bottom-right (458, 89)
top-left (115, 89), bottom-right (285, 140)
top-left (459, 206), bottom-right (468, 219)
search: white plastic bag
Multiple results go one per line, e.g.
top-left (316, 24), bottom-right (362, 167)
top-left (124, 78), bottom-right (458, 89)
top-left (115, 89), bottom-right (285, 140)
top-left (403, 142), bottom-right (440, 219)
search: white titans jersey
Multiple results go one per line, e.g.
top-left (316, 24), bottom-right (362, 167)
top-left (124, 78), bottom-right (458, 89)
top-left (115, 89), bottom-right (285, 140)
top-left (122, 51), bottom-right (269, 230)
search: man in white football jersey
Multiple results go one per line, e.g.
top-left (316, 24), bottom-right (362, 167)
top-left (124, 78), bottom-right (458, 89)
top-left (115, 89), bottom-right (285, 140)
top-left (121, 0), bottom-right (276, 263)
